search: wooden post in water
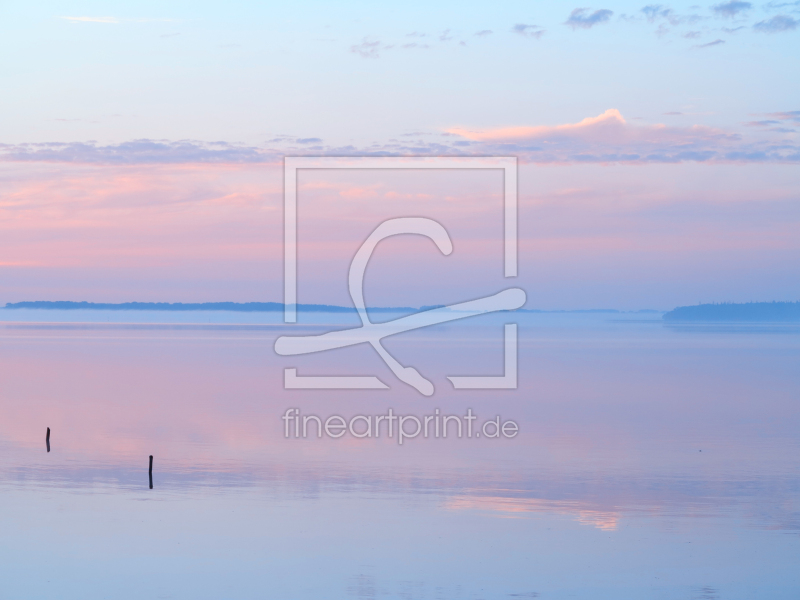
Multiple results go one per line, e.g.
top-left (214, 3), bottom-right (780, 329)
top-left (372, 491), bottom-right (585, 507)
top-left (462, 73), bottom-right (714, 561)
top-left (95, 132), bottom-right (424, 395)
top-left (149, 455), bottom-right (153, 489)
top-left (46, 427), bottom-right (50, 453)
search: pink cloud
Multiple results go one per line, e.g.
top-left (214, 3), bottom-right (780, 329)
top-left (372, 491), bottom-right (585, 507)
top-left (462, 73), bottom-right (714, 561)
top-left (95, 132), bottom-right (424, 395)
top-left (447, 108), bottom-right (738, 148)
top-left (0, 163), bottom-right (282, 272)
top-left (448, 108), bottom-right (630, 142)
top-left (1, 157), bottom-right (799, 308)
top-left (2, 112), bottom-right (798, 167)
top-left (445, 109), bottom-right (800, 164)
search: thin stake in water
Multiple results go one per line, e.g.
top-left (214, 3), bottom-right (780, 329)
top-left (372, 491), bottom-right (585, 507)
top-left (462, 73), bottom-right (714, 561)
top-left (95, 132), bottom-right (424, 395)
top-left (149, 455), bottom-right (153, 489)
top-left (46, 427), bottom-right (50, 453)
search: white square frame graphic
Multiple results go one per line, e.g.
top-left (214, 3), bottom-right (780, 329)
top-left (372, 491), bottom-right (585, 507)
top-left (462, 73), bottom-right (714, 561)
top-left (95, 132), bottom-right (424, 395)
top-left (281, 156), bottom-right (519, 392)
top-left (284, 156), bottom-right (517, 323)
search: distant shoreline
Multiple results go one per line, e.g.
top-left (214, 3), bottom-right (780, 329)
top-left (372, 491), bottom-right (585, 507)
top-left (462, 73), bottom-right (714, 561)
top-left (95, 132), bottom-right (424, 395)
top-left (663, 302), bottom-right (800, 322)
top-left (2, 301), bottom-right (661, 314)
top-left (3, 301), bottom-right (406, 313)
top-left (10, 301), bottom-right (798, 321)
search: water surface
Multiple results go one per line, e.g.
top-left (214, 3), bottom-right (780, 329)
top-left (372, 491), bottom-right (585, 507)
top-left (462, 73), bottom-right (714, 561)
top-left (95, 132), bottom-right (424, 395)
top-left (0, 311), bottom-right (798, 599)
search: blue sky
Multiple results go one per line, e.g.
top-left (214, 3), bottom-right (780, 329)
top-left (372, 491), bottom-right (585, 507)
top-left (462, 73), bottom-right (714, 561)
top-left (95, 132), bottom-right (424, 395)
top-left (0, 1), bottom-right (798, 308)
top-left (2, 1), bottom-right (797, 147)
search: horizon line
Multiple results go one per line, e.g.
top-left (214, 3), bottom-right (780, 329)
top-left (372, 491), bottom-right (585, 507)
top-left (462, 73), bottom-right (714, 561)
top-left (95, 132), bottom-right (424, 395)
top-left (2, 300), bottom-right (662, 314)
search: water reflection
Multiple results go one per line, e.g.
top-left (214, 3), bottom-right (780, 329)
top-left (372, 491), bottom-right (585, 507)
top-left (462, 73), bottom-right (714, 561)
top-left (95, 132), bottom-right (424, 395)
top-left (0, 313), bottom-right (798, 599)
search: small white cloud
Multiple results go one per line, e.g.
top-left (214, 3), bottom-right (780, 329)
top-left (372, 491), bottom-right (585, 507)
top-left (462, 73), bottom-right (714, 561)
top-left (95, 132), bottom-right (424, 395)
top-left (60, 16), bottom-right (119, 24)
top-left (350, 38), bottom-right (384, 58)
top-left (753, 14), bottom-right (799, 32)
top-left (512, 23), bottom-right (546, 39)
top-left (564, 8), bottom-right (614, 30)
top-left (711, 1), bottom-right (752, 19)
top-left (694, 38), bottom-right (726, 48)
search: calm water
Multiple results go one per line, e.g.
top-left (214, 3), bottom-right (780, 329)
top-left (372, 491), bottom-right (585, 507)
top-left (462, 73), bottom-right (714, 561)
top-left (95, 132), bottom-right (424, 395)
top-left (0, 310), bottom-right (798, 599)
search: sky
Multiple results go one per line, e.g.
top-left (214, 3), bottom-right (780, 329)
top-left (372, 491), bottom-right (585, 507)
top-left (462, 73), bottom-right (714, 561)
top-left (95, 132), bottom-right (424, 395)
top-left (0, 0), bottom-right (798, 309)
